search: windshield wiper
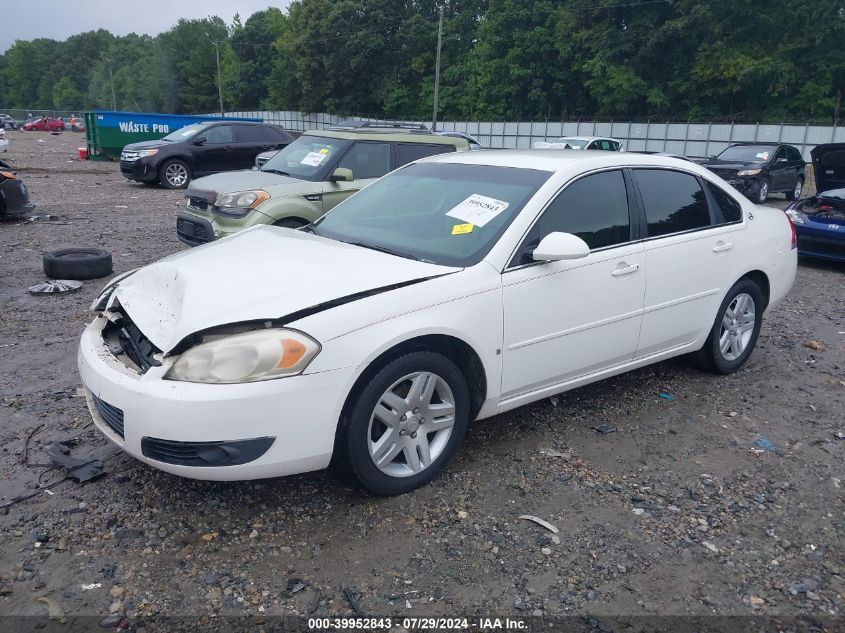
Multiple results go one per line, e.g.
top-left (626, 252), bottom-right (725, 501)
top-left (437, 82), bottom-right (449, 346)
top-left (262, 168), bottom-right (290, 176)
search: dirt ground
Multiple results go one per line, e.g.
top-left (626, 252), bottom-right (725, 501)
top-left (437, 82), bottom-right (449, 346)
top-left (0, 131), bottom-right (843, 630)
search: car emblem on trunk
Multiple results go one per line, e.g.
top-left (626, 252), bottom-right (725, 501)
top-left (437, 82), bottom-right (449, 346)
top-left (830, 224), bottom-right (840, 230)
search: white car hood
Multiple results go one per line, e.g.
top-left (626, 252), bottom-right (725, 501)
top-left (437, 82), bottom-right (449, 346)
top-left (112, 226), bottom-right (457, 353)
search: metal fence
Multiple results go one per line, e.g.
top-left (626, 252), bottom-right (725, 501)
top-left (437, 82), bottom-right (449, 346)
top-left (220, 110), bottom-right (845, 161)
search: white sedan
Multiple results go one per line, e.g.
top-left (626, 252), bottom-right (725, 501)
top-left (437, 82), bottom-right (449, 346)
top-left (533, 136), bottom-right (623, 151)
top-left (78, 151), bottom-right (796, 495)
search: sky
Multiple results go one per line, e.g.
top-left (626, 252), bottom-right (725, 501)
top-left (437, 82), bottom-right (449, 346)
top-left (1, 0), bottom-right (293, 53)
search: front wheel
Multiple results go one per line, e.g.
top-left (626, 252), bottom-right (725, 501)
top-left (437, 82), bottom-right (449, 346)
top-left (755, 178), bottom-right (770, 204)
top-left (160, 159), bottom-right (191, 189)
top-left (342, 351), bottom-right (470, 495)
top-left (694, 279), bottom-right (764, 374)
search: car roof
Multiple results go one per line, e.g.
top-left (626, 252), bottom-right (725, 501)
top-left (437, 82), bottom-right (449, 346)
top-left (553, 136), bottom-right (616, 141)
top-left (304, 129), bottom-right (468, 148)
top-left (329, 119), bottom-right (429, 131)
top-left (419, 148), bottom-right (713, 176)
top-left (727, 142), bottom-right (781, 147)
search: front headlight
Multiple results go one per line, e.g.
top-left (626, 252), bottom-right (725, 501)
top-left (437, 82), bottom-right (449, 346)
top-left (215, 190), bottom-right (270, 215)
top-left (137, 149), bottom-right (158, 158)
top-left (736, 168), bottom-right (761, 177)
top-left (165, 328), bottom-right (320, 384)
top-left (784, 208), bottom-right (805, 225)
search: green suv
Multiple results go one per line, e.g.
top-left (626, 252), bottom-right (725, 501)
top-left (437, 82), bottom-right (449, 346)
top-left (176, 129), bottom-right (468, 246)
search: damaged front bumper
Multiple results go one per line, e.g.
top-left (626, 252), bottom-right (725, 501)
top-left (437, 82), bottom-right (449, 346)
top-left (77, 315), bottom-right (354, 480)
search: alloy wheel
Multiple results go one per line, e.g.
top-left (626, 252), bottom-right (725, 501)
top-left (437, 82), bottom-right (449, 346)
top-left (719, 292), bottom-right (756, 361)
top-left (165, 163), bottom-right (189, 187)
top-left (367, 371), bottom-right (456, 478)
top-left (793, 180), bottom-right (802, 199)
top-left (757, 180), bottom-right (769, 203)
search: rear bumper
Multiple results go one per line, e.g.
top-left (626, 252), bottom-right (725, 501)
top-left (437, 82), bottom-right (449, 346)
top-left (795, 226), bottom-right (845, 261)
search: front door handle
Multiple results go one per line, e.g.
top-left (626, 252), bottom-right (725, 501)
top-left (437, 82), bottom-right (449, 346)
top-left (713, 241), bottom-right (734, 253)
top-left (611, 262), bottom-right (639, 277)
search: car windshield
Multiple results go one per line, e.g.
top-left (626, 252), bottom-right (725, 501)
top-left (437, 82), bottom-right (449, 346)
top-left (717, 145), bottom-right (775, 163)
top-left (552, 138), bottom-right (588, 149)
top-left (260, 135), bottom-right (352, 181)
top-left (311, 162), bottom-right (551, 267)
top-left (162, 123), bottom-right (211, 142)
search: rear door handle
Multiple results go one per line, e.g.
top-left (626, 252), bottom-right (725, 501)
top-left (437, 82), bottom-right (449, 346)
top-left (713, 241), bottom-right (734, 253)
top-left (611, 263), bottom-right (639, 277)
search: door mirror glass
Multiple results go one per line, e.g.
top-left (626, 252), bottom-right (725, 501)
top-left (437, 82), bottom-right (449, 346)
top-left (330, 167), bottom-right (354, 182)
top-left (533, 232), bottom-right (590, 262)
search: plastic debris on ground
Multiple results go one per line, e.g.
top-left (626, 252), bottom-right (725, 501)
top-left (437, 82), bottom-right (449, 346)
top-left (591, 424), bottom-right (617, 435)
top-left (753, 437), bottom-right (776, 452)
top-left (517, 515), bottom-right (560, 534)
top-left (659, 392), bottom-right (675, 400)
top-left (46, 442), bottom-right (106, 483)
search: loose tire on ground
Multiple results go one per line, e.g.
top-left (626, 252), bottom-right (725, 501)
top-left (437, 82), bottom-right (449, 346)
top-left (43, 247), bottom-right (113, 280)
top-left (693, 278), bottom-right (764, 375)
top-left (340, 351), bottom-right (471, 496)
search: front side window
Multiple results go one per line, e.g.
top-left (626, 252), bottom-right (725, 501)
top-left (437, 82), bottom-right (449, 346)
top-left (634, 169), bottom-right (711, 238)
top-left (513, 170), bottom-right (630, 265)
top-left (705, 181), bottom-right (743, 223)
top-left (312, 162), bottom-right (551, 267)
top-left (204, 125), bottom-right (234, 144)
top-left (337, 142), bottom-right (391, 180)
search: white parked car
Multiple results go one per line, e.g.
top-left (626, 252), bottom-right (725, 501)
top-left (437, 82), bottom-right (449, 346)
top-left (78, 152), bottom-right (796, 495)
top-left (533, 136), bottom-right (622, 151)
top-left (0, 127), bottom-right (8, 153)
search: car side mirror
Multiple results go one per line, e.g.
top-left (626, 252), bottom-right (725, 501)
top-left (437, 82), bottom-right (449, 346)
top-left (532, 232), bottom-right (590, 262)
top-left (191, 137), bottom-right (206, 146)
top-left (330, 167), bottom-right (354, 182)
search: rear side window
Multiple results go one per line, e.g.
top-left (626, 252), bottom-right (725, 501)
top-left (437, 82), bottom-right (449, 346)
top-left (513, 170), bottom-right (630, 265)
top-left (705, 182), bottom-right (743, 223)
top-left (395, 143), bottom-right (444, 167)
top-left (634, 169), bottom-right (711, 237)
top-left (234, 125), bottom-right (267, 142)
top-left (788, 147), bottom-right (803, 162)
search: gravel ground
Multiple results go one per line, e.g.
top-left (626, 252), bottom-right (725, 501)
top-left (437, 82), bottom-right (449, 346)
top-left (0, 132), bottom-right (843, 629)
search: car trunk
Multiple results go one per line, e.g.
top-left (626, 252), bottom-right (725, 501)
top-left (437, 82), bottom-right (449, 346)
top-left (810, 143), bottom-right (845, 193)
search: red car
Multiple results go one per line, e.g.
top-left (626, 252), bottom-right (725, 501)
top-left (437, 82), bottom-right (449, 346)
top-left (22, 117), bottom-right (66, 132)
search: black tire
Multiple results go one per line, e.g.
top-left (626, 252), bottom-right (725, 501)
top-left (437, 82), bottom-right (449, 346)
top-left (272, 217), bottom-right (309, 229)
top-left (159, 159), bottom-right (191, 189)
top-left (43, 248), bottom-right (113, 280)
top-left (693, 278), bottom-right (764, 375)
top-left (754, 177), bottom-right (770, 204)
top-left (341, 351), bottom-right (470, 496)
top-left (785, 176), bottom-right (804, 201)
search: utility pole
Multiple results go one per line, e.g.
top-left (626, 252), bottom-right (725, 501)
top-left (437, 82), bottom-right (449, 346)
top-left (101, 55), bottom-right (116, 111)
top-left (431, 4), bottom-right (444, 132)
top-left (206, 33), bottom-right (225, 116)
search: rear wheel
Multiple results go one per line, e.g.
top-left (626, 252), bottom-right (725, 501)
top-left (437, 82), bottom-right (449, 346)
top-left (694, 279), bottom-right (763, 374)
top-left (786, 177), bottom-right (803, 201)
top-left (160, 159), bottom-right (191, 189)
top-left (341, 351), bottom-right (470, 495)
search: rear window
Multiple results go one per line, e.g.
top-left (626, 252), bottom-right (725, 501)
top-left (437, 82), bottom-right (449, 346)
top-left (634, 169), bottom-right (712, 237)
top-left (395, 143), bottom-right (445, 167)
top-left (705, 182), bottom-right (743, 223)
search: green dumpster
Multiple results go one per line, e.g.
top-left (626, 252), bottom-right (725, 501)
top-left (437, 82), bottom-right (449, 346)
top-left (83, 111), bottom-right (260, 160)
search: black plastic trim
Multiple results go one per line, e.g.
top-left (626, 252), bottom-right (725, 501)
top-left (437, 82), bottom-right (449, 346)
top-left (141, 436), bottom-right (275, 467)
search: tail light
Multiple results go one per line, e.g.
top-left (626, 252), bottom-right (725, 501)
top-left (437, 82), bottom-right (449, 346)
top-left (787, 215), bottom-right (797, 250)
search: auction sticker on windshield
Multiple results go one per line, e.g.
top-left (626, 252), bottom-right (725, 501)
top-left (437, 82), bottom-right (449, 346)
top-left (446, 194), bottom-right (509, 227)
top-left (301, 151), bottom-right (329, 167)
